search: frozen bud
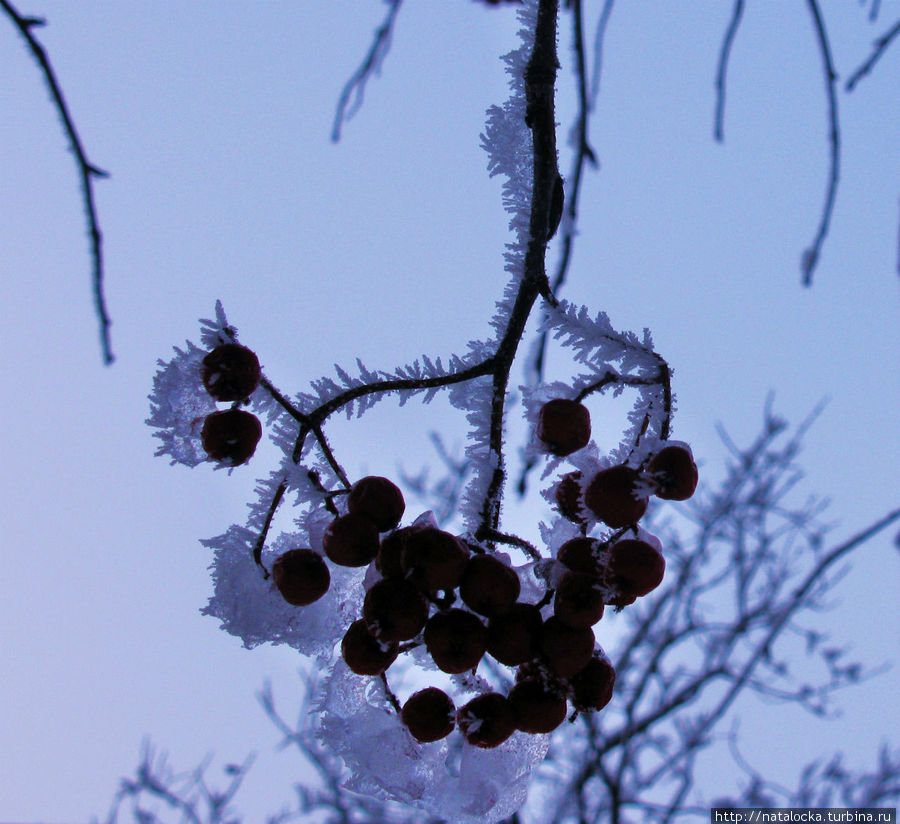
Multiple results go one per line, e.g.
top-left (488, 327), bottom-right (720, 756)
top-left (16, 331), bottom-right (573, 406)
top-left (536, 398), bottom-right (591, 456)
top-left (508, 678), bottom-right (568, 734)
top-left (647, 444), bottom-right (698, 501)
top-left (401, 527), bottom-right (469, 593)
top-left (457, 693), bottom-right (517, 749)
top-left (424, 608), bottom-right (488, 674)
top-left (201, 343), bottom-right (261, 402)
top-left (569, 654), bottom-right (615, 712)
top-left (539, 616), bottom-right (594, 679)
top-left (402, 687), bottom-right (456, 743)
top-left (608, 539), bottom-right (665, 598)
top-left (271, 548), bottom-right (330, 606)
top-left (201, 409), bottom-right (262, 466)
top-left (553, 571), bottom-right (605, 628)
top-left (363, 577), bottom-right (428, 642)
top-left (459, 553), bottom-right (521, 617)
top-left (583, 464), bottom-right (648, 528)
top-left (323, 512), bottom-right (380, 567)
top-left (347, 476), bottom-right (405, 532)
top-left (486, 603), bottom-right (543, 666)
top-left (341, 619), bottom-right (398, 675)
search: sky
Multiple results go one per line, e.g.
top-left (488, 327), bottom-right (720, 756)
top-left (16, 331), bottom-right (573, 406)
top-left (1, 1), bottom-right (898, 821)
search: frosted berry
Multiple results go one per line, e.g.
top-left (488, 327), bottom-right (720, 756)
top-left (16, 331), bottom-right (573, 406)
top-left (459, 553), bottom-right (521, 616)
top-left (539, 616), bottom-right (595, 679)
top-left (583, 464), bottom-right (648, 528)
top-left (341, 619), bottom-right (398, 676)
top-left (363, 577), bottom-right (428, 642)
top-left (647, 444), bottom-right (698, 501)
top-left (569, 654), bottom-right (615, 712)
top-left (201, 343), bottom-right (260, 401)
top-left (271, 548), bottom-right (330, 606)
top-left (424, 608), bottom-right (488, 673)
top-left (457, 693), bottom-right (517, 748)
top-left (486, 603), bottom-right (543, 666)
top-left (554, 471), bottom-right (586, 524)
top-left (554, 571), bottom-right (605, 628)
top-left (376, 526), bottom-right (409, 578)
top-left (508, 679), bottom-right (568, 734)
top-left (402, 687), bottom-right (455, 743)
top-left (347, 476), bottom-right (405, 532)
top-left (608, 539), bottom-right (665, 598)
top-left (536, 398), bottom-right (591, 456)
top-left (557, 537), bottom-right (604, 577)
top-left (323, 512), bottom-right (380, 567)
top-left (401, 527), bottom-right (469, 593)
top-left (201, 409), bottom-right (262, 465)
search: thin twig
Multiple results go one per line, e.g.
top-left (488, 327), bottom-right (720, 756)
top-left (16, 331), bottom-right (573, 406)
top-left (845, 16), bottom-right (900, 91)
top-left (713, 0), bottom-right (745, 143)
top-left (801, 0), bottom-right (841, 287)
top-left (1, 0), bottom-right (113, 363)
top-left (331, 0), bottom-right (403, 142)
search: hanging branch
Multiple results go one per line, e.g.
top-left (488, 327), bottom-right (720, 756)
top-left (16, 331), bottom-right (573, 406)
top-left (845, 16), bottom-right (900, 92)
top-left (713, 0), bottom-right (745, 143)
top-left (800, 0), bottom-right (841, 288)
top-left (331, 0), bottom-right (403, 142)
top-left (1, 0), bottom-right (113, 364)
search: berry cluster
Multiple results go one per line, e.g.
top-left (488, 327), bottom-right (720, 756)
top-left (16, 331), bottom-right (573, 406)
top-left (198, 344), bottom-right (263, 466)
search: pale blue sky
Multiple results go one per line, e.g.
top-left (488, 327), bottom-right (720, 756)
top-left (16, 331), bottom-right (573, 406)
top-left (1, 2), bottom-right (897, 820)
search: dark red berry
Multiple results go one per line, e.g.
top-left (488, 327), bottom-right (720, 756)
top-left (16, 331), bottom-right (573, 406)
top-left (424, 609), bottom-right (488, 674)
top-left (201, 409), bottom-right (262, 465)
top-left (362, 577), bottom-right (428, 642)
top-left (401, 527), bottom-right (469, 593)
top-left (583, 464), bottom-right (648, 528)
top-left (341, 619), bottom-right (398, 675)
top-left (647, 444), bottom-right (698, 501)
top-left (486, 603), bottom-right (543, 666)
top-left (402, 687), bottom-right (455, 743)
top-left (553, 571), bottom-right (605, 628)
top-left (608, 539), bottom-right (665, 598)
top-left (201, 343), bottom-right (260, 401)
top-left (539, 616), bottom-right (595, 679)
top-left (323, 512), bottom-right (380, 567)
top-left (508, 679), bottom-right (568, 734)
top-left (536, 399), bottom-right (591, 456)
top-left (569, 654), bottom-right (616, 712)
top-left (376, 526), bottom-right (409, 578)
top-left (555, 471), bottom-right (586, 523)
top-left (459, 554), bottom-right (521, 617)
top-left (271, 548), bottom-right (330, 606)
top-left (457, 693), bottom-right (517, 748)
top-left (347, 476), bottom-right (405, 532)
top-left (557, 537), bottom-right (605, 576)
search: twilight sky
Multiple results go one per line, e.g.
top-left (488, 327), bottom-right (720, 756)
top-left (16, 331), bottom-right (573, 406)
top-left (1, 2), bottom-right (898, 821)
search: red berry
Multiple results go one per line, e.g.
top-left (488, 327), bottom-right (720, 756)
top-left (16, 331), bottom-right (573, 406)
top-left (554, 471), bottom-right (586, 524)
top-left (271, 548), bottom-right (330, 606)
top-left (647, 444), bottom-right (698, 501)
top-left (201, 343), bottom-right (260, 401)
top-left (401, 527), bottom-right (469, 593)
top-left (424, 609), bottom-right (488, 674)
top-left (459, 554), bottom-right (521, 617)
top-left (347, 476), bottom-right (405, 532)
top-left (486, 603), bottom-right (543, 666)
top-left (341, 619), bottom-right (398, 675)
top-left (583, 464), bottom-right (648, 528)
top-left (201, 409), bottom-right (262, 465)
top-left (553, 571), bottom-right (605, 628)
top-left (539, 616), bottom-right (595, 679)
top-left (322, 512), bottom-right (380, 567)
top-left (569, 654), bottom-right (616, 712)
top-left (557, 537), bottom-right (605, 576)
top-left (608, 539), bottom-right (665, 598)
top-left (508, 679), bottom-right (568, 734)
top-left (402, 688), bottom-right (456, 743)
top-left (536, 399), bottom-right (591, 456)
top-left (457, 693), bottom-right (517, 748)
top-left (362, 577), bottom-right (428, 642)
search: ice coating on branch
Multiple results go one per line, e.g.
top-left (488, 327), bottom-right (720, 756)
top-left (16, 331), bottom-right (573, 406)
top-left (315, 661), bottom-right (550, 824)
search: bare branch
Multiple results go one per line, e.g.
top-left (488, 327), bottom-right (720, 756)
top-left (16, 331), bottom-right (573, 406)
top-left (845, 17), bottom-right (900, 91)
top-left (713, 0), bottom-right (745, 143)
